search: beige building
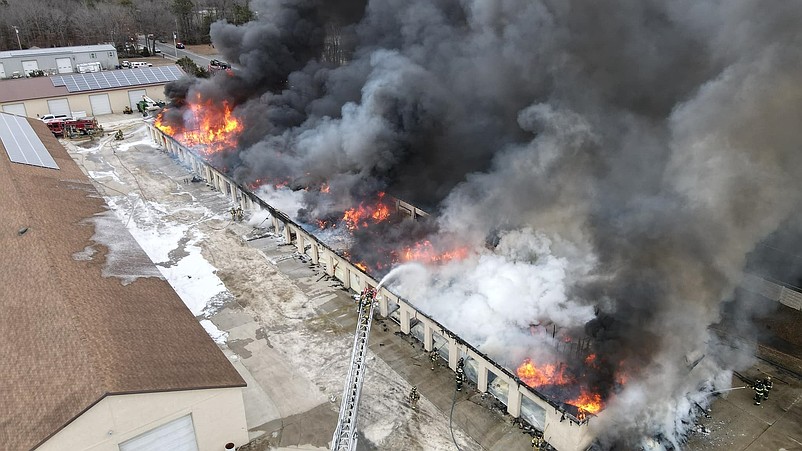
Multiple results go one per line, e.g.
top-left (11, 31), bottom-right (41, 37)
top-left (0, 113), bottom-right (248, 451)
top-left (0, 66), bottom-right (182, 118)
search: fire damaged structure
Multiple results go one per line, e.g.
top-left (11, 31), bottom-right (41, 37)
top-left (147, 0), bottom-right (802, 448)
top-left (147, 124), bottom-right (596, 451)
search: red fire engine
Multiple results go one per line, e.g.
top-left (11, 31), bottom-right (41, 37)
top-left (46, 117), bottom-right (102, 138)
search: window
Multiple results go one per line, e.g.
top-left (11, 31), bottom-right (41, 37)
top-left (90, 53), bottom-right (96, 58)
top-left (109, 52), bottom-right (114, 57)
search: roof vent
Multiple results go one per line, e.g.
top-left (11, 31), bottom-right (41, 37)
top-left (18, 227), bottom-right (29, 236)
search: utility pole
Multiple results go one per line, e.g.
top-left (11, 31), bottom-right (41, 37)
top-left (12, 26), bottom-right (21, 50)
top-left (174, 18), bottom-right (179, 58)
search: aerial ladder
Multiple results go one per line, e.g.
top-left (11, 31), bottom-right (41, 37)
top-left (330, 286), bottom-right (378, 451)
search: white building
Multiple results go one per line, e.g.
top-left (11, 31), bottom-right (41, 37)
top-left (0, 45), bottom-right (119, 78)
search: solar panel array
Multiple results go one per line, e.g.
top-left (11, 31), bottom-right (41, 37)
top-left (0, 113), bottom-right (59, 170)
top-left (51, 66), bottom-right (184, 93)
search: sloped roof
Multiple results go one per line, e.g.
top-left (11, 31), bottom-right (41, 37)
top-left (0, 115), bottom-right (245, 450)
top-left (0, 67), bottom-right (182, 103)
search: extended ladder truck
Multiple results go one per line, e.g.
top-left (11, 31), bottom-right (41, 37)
top-left (331, 286), bottom-right (378, 451)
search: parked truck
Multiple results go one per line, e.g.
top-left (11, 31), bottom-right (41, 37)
top-left (46, 117), bottom-right (102, 138)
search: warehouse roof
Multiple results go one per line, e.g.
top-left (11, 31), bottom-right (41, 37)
top-left (0, 44), bottom-right (115, 59)
top-left (0, 67), bottom-right (183, 103)
top-left (0, 114), bottom-right (245, 450)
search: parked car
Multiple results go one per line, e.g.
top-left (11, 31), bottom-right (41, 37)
top-left (153, 48), bottom-right (162, 54)
top-left (175, 42), bottom-right (185, 49)
top-left (130, 62), bottom-right (153, 68)
top-left (120, 60), bottom-right (131, 68)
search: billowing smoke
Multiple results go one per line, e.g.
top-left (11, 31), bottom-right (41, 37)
top-left (161, 0), bottom-right (802, 446)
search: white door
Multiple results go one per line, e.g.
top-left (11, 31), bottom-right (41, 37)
top-left (47, 99), bottom-right (71, 116)
top-left (2, 103), bottom-right (27, 116)
top-left (118, 415), bottom-right (198, 451)
top-left (89, 94), bottom-right (112, 115)
top-left (56, 57), bottom-right (73, 74)
top-left (128, 89), bottom-right (147, 109)
top-left (0, 62), bottom-right (5, 79)
top-left (22, 60), bottom-right (39, 76)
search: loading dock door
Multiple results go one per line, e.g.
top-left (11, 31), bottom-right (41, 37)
top-left (22, 60), bottom-right (39, 76)
top-left (2, 104), bottom-right (27, 116)
top-left (128, 89), bottom-right (147, 109)
top-left (47, 99), bottom-right (71, 116)
top-left (0, 62), bottom-right (5, 78)
top-left (118, 415), bottom-right (199, 451)
top-left (89, 94), bottom-right (112, 115)
top-left (56, 57), bottom-right (73, 74)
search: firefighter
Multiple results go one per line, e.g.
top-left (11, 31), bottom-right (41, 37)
top-left (430, 349), bottom-right (438, 370)
top-left (763, 376), bottom-right (773, 401)
top-left (236, 206), bottom-right (244, 221)
top-left (753, 378), bottom-right (766, 406)
top-left (408, 386), bottom-right (420, 409)
top-left (455, 366), bottom-right (466, 391)
top-left (114, 130), bottom-right (124, 140)
top-left (531, 433), bottom-right (545, 451)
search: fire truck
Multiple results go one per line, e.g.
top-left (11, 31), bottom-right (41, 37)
top-left (46, 117), bottom-right (102, 138)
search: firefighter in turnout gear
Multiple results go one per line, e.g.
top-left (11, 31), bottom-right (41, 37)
top-left (531, 432), bottom-right (545, 451)
top-left (753, 378), bottom-right (767, 405)
top-left (455, 357), bottom-right (466, 391)
top-left (408, 386), bottom-right (420, 409)
top-left (430, 349), bottom-right (438, 370)
top-left (230, 206), bottom-right (244, 221)
top-left (763, 376), bottom-right (773, 400)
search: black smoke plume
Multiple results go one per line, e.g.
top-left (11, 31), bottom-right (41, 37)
top-left (160, 0), bottom-right (802, 447)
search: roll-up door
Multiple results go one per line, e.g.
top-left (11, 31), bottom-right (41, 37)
top-left (2, 104), bottom-right (27, 116)
top-left (56, 57), bottom-right (73, 74)
top-left (89, 94), bottom-right (112, 115)
top-left (118, 415), bottom-right (199, 451)
top-left (128, 89), bottom-right (147, 109)
top-left (22, 60), bottom-right (39, 76)
top-left (47, 99), bottom-right (71, 116)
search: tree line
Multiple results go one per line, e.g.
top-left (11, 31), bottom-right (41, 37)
top-left (0, 0), bottom-right (253, 52)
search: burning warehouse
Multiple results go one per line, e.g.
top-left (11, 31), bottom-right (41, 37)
top-left (153, 0), bottom-right (802, 449)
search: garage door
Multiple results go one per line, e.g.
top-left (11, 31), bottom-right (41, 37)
top-left (47, 99), bottom-right (71, 116)
top-left (128, 89), bottom-right (147, 109)
top-left (89, 94), bottom-right (112, 115)
top-left (56, 57), bottom-right (73, 74)
top-left (2, 104), bottom-right (26, 116)
top-left (119, 415), bottom-right (198, 451)
top-left (22, 60), bottom-right (39, 76)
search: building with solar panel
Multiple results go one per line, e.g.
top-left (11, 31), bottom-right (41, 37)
top-left (0, 45), bottom-right (119, 78)
top-left (0, 66), bottom-right (184, 118)
top-left (0, 111), bottom-right (250, 451)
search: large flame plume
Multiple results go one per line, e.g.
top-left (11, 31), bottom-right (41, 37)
top-left (155, 92), bottom-right (243, 156)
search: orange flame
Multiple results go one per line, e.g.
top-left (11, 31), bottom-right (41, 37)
top-left (568, 391), bottom-right (603, 414)
top-left (516, 359), bottom-right (573, 387)
top-left (154, 93), bottom-right (243, 155)
top-left (516, 358), bottom-right (606, 415)
top-left (342, 192), bottom-right (393, 231)
top-left (401, 240), bottom-right (469, 264)
top-left (355, 262), bottom-right (368, 272)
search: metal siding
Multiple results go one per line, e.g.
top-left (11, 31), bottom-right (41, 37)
top-left (118, 415), bottom-right (198, 451)
top-left (47, 98), bottom-right (71, 116)
top-left (56, 57), bottom-right (73, 74)
top-left (89, 94), bottom-right (112, 115)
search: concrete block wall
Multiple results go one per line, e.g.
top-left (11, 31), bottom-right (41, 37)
top-left (148, 124), bottom-right (595, 451)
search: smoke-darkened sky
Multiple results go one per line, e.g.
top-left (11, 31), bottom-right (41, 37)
top-left (162, 0), bottom-right (802, 447)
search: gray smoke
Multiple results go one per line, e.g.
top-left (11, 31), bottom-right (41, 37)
top-left (162, 0), bottom-right (802, 446)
